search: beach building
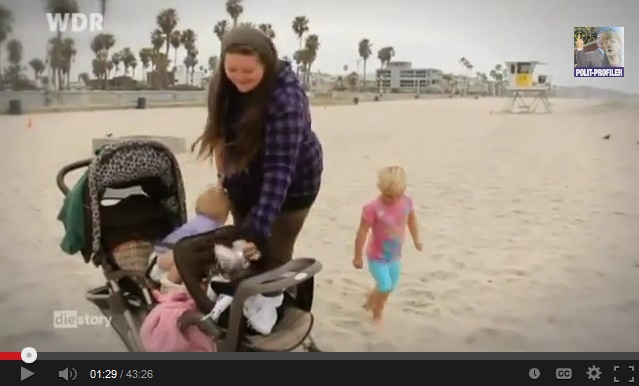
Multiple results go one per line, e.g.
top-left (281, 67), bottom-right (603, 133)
top-left (174, 65), bottom-right (206, 86)
top-left (376, 61), bottom-right (443, 93)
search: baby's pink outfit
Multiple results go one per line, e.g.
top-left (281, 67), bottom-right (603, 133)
top-left (140, 290), bottom-right (216, 352)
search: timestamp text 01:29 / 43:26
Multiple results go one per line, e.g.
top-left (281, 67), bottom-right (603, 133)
top-left (89, 369), bottom-right (154, 379)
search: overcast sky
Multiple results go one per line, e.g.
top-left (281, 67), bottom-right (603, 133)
top-left (1, 0), bottom-right (637, 93)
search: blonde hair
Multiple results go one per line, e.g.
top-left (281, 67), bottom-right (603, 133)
top-left (195, 187), bottom-right (230, 223)
top-left (600, 29), bottom-right (623, 47)
top-left (377, 165), bottom-right (407, 195)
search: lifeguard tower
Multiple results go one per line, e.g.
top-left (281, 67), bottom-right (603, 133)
top-left (502, 61), bottom-right (552, 114)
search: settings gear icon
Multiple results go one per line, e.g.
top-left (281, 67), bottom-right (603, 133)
top-left (587, 366), bottom-right (602, 381)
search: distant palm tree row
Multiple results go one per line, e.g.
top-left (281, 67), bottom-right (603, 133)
top-left (438, 57), bottom-right (508, 96)
top-left (0, 0), bottom-right (508, 93)
top-left (0, 0), bottom-right (315, 90)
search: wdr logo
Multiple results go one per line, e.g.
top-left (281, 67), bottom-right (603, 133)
top-left (46, 13), bottom-right (104, 33)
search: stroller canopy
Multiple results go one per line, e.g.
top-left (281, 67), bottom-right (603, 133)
top-left (86, 139), bottom-right (187, 256)
top-left (58, 140), bottom-right (187, 257)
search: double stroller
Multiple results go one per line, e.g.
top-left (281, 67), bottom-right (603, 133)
top-left (56, 139), bottom-right (323, 352)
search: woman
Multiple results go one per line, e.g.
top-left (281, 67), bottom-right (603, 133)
top-left (601, 29), bottom-right (624, 67)
top-left (192, 27), bottom-right (323, 269)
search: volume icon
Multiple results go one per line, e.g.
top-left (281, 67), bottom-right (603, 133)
top-left (59, 367), bottom-right (77, 381)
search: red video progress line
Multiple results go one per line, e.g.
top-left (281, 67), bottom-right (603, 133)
top-left (0, 352), bottom-right (21, 360)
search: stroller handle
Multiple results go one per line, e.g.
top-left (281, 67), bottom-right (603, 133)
top-left (56, 158), bottom-right (92, 196)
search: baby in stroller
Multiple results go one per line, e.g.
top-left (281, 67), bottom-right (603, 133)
top-left (141, 193), bottom-right (284, 351)
top-left (148, 186), bottom-right (229, 293)
top-left (141, 227), bottom-right (285, 351)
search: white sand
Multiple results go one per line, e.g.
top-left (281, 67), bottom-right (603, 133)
top-left (1, 98), bottom-right (638, 352)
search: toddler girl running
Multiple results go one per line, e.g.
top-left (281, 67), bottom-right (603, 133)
top-left (353, 166), bottom-right (423, 322)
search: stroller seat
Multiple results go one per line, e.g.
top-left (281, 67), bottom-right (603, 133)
top-left (173, 226), bottom-right (323, 352)
top-left (244, 306), bottom-right (313, 351)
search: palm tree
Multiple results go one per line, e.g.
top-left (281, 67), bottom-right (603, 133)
top-left (156, 8), bottom-right (178, 57)
top-left (458, 57), bottom-right (474, 96)
top-left (293, 49), bottom-right (310, 87)
top-left (43, 0), bottom-right (79, 90)
top-left (376, 47), bottom-right (394, 92)
top-left (139, 48), bottom-right (153, 81)
top-left (346, 71), bottom-right (359, 91)
top-left (180, 29), bottom-right (197, 52)
top-left (303, 34), bottom-right (319, 85)
top-left (0, 5), bottom-right (14, 83)
top-left (490, 63), bottom-right (505, 96)
top-left (183, 48), bottom-right (198, 85)
top-left (6, 38), bottom-right (23, 83)
top-left (465, 63), bottom-right (473, 96)
top-left (291, 16), bottom-right (309, 51)
top-left (257, 23), bottom-right (275, 40)
top-left (91, 58), bottom-right (105, 80)
top-left (120, 47), bottom-right (135, 76)
top-left (90, 33), bottom-right (115, 88)
top-left (130, 58), bottom-right (138, 79)
top-left (292, 34), bottom-right (319, 89)
top-left (458, 57), bottom-right (468, 72)
top-left (458, 57), bottom-right (467, 95)
top-left (208, 56), bottom-right (219, 74)
top-left (213, 20), bottom-right (229, 43)
top-left (60, 37), bottom-right (76, 89)
top-left (111, 51), bottom-right (122, 75)
top-left (358, 39), bottom-right (372, 90)
top-left (150, 52), bottom-right (170, 87)
top-left (292, 50), bottom-right (303, 78)
top-left (47, 37), bottom-right (62, 87)
top-left (169, 30), bottom-right (181, 70)
top-left (29, 58), bottom-right (46, 83)
top-left (150, 29), bottom-right (165, 54)
top-left (180, 29), bottom-right (197, 82)
top-left (225, 0), bottom-right (244, 27)
top-left (78, 72), bottom-right (89, 85)
top-left (377, 46), bottom-right (395, 69)
top-left (148, 28), bottom-right (167, 87)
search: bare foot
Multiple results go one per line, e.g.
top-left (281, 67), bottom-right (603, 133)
top-left (362, 291), bottom-right (375, 311)
top-left (363, 297), bottom-right (373, 311)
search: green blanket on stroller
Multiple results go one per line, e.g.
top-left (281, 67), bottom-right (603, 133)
top-left (57, 172), bottom-right (88, 255)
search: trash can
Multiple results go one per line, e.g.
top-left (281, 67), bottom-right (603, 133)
top-left (136, 97), bottom-right (147, 109)
top-left (8, 99), bottom-right (22, 115)
top-left (373, 95), bottom-right (380, 102)
top-left (353, 97), bottom-right (359, 105)
top-left (414, 94), bottom-right (420, 99)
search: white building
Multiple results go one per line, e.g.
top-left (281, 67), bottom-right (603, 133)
top-left (174, 65), bottom-right (206, 86)
top-left (376, 61), bottom-right (443, 93)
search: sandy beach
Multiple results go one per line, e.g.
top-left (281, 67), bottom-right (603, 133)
top-left (0, 97), bottom-right (638, 352)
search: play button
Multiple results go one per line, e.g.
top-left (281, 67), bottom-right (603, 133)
top-left (21, 367), bottom-right (34, 381)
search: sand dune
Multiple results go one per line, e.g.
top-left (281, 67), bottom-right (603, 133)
top-left (0, 97), bottom-right (637, 352)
